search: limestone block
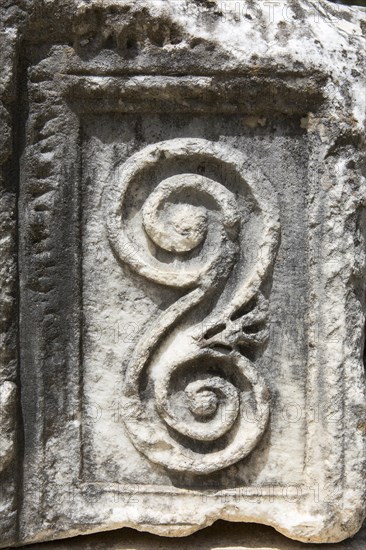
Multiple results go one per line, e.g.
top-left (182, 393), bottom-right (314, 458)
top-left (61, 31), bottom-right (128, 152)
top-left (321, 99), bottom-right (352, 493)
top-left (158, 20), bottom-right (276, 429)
top-left (0, 0), bottom-right (365, 547)
top-left (15, 521), bottom-right (366, 550)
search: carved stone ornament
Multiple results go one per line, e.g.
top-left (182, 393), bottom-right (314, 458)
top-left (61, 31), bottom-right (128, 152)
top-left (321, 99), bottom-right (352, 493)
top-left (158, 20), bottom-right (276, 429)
top-left (106, 138), bottom-right (279, 474)
top-left (0, 0), bottom-right (365, 546)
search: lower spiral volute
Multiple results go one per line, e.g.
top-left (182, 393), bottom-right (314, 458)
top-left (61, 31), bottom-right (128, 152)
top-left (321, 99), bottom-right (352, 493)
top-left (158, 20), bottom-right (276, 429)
top-left (125, 349), bottom-right (270, 474)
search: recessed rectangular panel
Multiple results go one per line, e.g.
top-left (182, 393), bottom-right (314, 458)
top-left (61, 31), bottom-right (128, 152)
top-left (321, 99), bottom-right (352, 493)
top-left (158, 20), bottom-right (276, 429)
top-left (81, 113), bottom-right (309, 488)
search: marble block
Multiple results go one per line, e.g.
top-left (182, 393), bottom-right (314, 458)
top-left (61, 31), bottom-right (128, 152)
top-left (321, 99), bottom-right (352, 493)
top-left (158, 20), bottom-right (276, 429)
top-left (0, 0), bottom-right (365, 546)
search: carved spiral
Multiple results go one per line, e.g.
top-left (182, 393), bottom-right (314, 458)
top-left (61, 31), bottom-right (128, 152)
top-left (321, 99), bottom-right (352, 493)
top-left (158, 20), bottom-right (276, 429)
top-left (107, 139), bottom-right (279, 474)
top-left (108, 167), bottom-right (239, 289)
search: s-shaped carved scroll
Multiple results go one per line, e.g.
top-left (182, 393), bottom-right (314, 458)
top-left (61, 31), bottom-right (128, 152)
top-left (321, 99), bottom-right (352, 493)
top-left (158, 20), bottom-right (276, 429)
top-left (107, 139), bottom-right (280, 474)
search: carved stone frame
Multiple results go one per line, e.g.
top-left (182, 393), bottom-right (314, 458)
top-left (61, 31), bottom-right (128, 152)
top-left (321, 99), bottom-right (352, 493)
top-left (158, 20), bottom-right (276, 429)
top-left (1, 1), bottom-right (365, 546)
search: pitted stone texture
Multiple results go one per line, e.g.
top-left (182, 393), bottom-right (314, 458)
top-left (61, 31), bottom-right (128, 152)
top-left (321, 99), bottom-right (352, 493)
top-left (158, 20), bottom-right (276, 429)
top-left (0, 381), bottom-right (16, 472)
top-left (15, 521), bottom-right (366, 550)
top-left (1, 0), bottom-right (365, 547)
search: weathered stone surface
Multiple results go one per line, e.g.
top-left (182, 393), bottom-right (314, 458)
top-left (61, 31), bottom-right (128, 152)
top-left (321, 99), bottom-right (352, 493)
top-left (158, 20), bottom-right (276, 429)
top-left (0, 0), bottom-right (365, 547)
top-left (14, 521), bottom-right (366, 550)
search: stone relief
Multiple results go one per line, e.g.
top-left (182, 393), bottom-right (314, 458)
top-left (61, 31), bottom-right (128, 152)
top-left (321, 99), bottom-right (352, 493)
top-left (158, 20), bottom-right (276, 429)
top-left (0, 0), bottom-right (365, 547)
top-left (107, 138), bottom-right (280, 474)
